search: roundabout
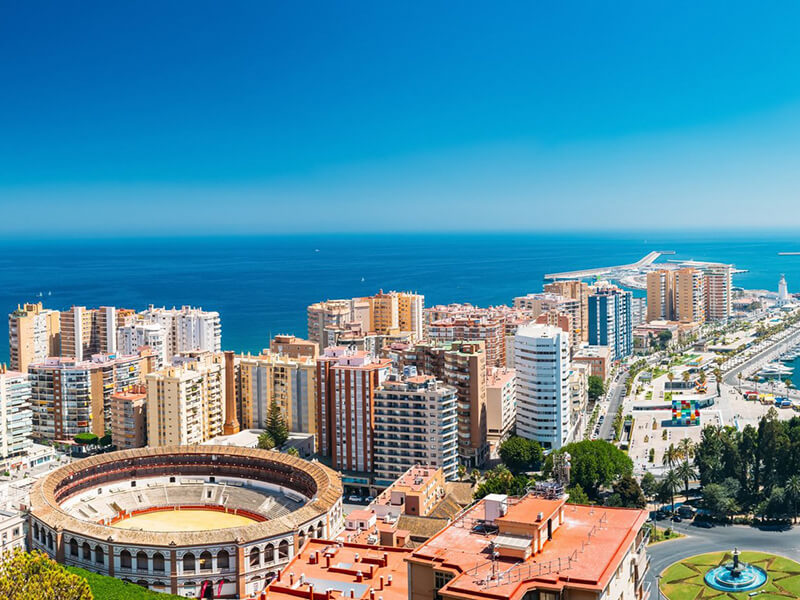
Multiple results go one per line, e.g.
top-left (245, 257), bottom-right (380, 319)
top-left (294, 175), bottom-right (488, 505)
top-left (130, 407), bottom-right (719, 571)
top-left (660, 550), bottom-right (800, 600)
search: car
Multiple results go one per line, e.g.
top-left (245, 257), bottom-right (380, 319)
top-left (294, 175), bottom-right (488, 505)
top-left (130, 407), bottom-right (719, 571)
top-left (347, 494), bottom-right (363, 503)
top-left (671, 515), bottom-right (682, 523)
top-left (692, 520), bottom-right (714, 528)
top-left (365, 496), bottom-right (375, 503)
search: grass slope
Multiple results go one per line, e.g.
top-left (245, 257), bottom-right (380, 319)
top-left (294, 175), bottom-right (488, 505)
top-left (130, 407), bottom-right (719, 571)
top-left (67, 566), bottom-right (186, 600)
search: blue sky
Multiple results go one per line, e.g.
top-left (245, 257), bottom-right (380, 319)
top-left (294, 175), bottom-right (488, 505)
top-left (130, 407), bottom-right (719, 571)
top-left (3, 1), bottom-right (800, 235)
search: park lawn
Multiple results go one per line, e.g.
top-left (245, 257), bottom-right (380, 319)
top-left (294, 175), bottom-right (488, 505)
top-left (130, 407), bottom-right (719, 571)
top-left (67, 566), bottom-right (186, 600)
top-left (660, 551), bottom-right (800, 600)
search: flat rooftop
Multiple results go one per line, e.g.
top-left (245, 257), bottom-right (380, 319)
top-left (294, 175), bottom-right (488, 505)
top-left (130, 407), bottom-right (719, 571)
top-left (265, 539), bottom-right (410, 600)
top-left (410, 497), bottom-right (648, 599)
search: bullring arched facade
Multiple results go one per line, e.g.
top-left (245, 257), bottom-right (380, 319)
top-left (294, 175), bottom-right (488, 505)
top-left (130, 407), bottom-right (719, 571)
top-left (29, 446), bottom-right (343, 599)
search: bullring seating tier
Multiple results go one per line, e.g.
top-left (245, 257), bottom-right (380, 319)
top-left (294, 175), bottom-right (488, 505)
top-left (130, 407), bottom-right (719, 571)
top-left (64, 481), bottom-right (305, 525)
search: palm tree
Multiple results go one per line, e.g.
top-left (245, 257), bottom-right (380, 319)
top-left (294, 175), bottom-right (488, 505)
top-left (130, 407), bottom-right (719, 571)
top-left (663, 443), bottom-right (681, 468)
top-left (677, 438), bottom-right (694, 463)
top-left (787, 475), bottom-right (800, 523)
top-left (737, 372), bottom-right (743, 393)
top-left (676, 460), bottom-right (697, 500)
top-left (664, 469), bottom-right (682, 515)
top-left (457, 464), bottom-right (467, 481)
top-left (470, 469), bottom-right (481, 485)
top-left (712, 368), bottom-right (722, 395)
top-left (682, 370), bottom-right (691, 383)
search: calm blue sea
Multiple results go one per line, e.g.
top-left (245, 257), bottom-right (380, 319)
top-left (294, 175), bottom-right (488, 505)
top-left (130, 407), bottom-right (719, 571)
top-left (1, 231), bottom-right (799, 364)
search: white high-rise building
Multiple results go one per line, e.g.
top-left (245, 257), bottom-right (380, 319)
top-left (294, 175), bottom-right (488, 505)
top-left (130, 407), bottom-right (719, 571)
top-left (0, 366), bottom-right (33, 470)
top-left (117, 322), bottom-right (169, 370)
top-left (140, 306), bottom-right (221, 359)
top-left (513, 324), bottom-right (571, 450)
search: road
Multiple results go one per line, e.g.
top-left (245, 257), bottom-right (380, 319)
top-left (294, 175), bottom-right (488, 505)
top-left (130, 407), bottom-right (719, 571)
top-left (646, 523), bottom-right (800, 598)
top-left (598, 372), bottom-right (628, 441)
top-left (722, 325), bottom-right (800, 398)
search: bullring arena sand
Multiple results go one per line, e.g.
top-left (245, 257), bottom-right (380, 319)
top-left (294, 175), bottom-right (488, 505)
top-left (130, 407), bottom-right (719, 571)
top-left (113, 509), bottom-right (258, 532)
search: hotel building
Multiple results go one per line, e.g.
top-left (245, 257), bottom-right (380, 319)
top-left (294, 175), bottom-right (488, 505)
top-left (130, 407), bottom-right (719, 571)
top-left (28, 351), bottom-right (152, 442)
top-left (399, 341), bottom-right (488, 468)
top-left (486, 367), bottom-right (516, 452)
top-left (588, 286), bottom-right (633, 361)
top-left (8, 302), bottom-right (61, 373)
top-left (0, 365), bottom-right (33, 470)
top-left (372, 370), bottom-right (459, 486)
top-left (407, 491), bottom-right (650, 600)
top-left (237, 351), bottom-right (317, 438)
top-left (145, 352), bottom-right (225, 446)
top-left (110, 385), bottom-right (147, 450)
top-left (514, 324), bottom-right (571, 450)
top-left (315, 347), bottom-right (391, 473)
top-left (675, 267), bottom-right (706, 323)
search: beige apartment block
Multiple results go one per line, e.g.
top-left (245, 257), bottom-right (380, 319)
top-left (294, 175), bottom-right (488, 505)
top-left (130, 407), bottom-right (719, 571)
top-left (145, 352), bottom-right (224, 446)
top-left (8, 302), bottom-right (60, 373)
top-left (110, 384), bottom-right (147, 449)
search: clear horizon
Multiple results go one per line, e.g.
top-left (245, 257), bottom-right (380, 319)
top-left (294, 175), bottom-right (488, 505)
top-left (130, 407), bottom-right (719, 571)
top-left (4, 2), bottom-right (800, 234)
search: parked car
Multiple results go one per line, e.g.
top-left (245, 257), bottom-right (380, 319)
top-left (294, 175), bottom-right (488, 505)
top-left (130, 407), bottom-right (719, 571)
top-left (348, 494), bottom-right (362, 503)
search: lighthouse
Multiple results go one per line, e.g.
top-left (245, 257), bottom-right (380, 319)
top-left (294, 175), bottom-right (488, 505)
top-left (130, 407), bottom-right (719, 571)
top-left (778, 274), bottom-right (791, 305)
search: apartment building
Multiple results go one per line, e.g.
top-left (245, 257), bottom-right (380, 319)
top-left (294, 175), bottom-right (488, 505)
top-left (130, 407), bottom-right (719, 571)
top-left (588, 286), bottom-right (633, 361)
top-left (486, 367), bottom-right (516, 452)
top-left (543, 279), bottom-right (592, 342)
top-left (60, 305), bottom-right (119, 360)
top-left (8, 302), bottom-right (60, 372)
top-left (110, 384), bottom-right (147, 449)
top-left (399, 340), bottom-right (488, 468)
top-left (140, 305), bottom-right (221, 358)
top-left (371, 464), bottom-right (448, 519)
top-left (145, 352), bottom-right (225, 446)
top-left (372, 370), bottom-right (458, 486)
top-left (704, 263), bottom-right (733, 321)
top-left (237, 351), bottom-right (317, 437)
top-left (514, 293), bottom-right (581, 350)
top-left (307, 299), bottom-right (353, 350)
top-left (315, 347), bottom-right (391, 472)
top-left (0, 366), bottom-right (33, 470)
top-left (572, 345), bottom-right (612, 380)
top-left (268, 334), bottom-right (318, 359)
top-left (407, 492), bottom-right (650, 600)
top-left (0, 510), bottom-right (26, 555)
top-left (514, 324), bottom-right (571, 450)
top-left (675, 267), bottom-right (706, 323)
top-left (646, 270), bottom-right (674, 322)
top-left (428, 316), bottom-right (505, 368)
top-left (28, 351), bottom-right (151, 441)
top-left (117, 320), bottom-right (169, 370)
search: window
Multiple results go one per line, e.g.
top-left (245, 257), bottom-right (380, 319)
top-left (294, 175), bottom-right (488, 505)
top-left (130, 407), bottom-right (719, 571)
top-left (264, 544), bottom-right (274, 563)
top-left (278, 540), bottom-right (289, 559)
top-left (69, 539), bottom-right (79, 557)
top-left (83, 542), bottom-right (91, 561)
top-left (249, 547), bottom-right (260, 568)
top-left (199, 551), bottom-right (212, 571)
top-left (120, 550), bottom-right (132, 569)
top-left (153, 552), bottom-right (165, 573)
top-left (217, 550), bottom-right (230, 570)
top-left (434, 571), bottom-right (454, 600)
top-left (137, 551), bottom-right (148, 571)
top-left (95, 546), bottom-right (105, 565)
top-left (183, 553), bottom-right (196, 573)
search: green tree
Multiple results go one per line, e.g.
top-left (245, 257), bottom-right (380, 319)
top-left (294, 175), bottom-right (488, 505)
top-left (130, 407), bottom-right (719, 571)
top-left (640, 472), bottom-right (658, 501)
top-left (499, 436), bottom-right (543, 474)
top-left (702, 480), bottom-right (739, 521)
top-left (0, 549), bottom-right (92, 600)
top-left (786, 475), bottom-right (800, 522)
top-left (662, 443), bottom-right (681, 468)
top-left (566, 484), bottom-right (590, 505)
top-left (469, 469), bottom-right (481, 484)
top-left (473, 465), bottom-right (530, 499)
top-left (286, 447), bottom-right (299, 457)
top-left (457, 464), bottom-right (467, 481)
top-left (547, 440), bottom-right (632, 499)
top-left (609, 474), bottom-right (646, 509)
top-left (257, 431), bottom-right (275, 450)
top-left (266, 399), bottom-right (289, 447)
top-left (74, 433), bottom-right (99, 446)
top-left (587, 375), bottom-right (605, 401)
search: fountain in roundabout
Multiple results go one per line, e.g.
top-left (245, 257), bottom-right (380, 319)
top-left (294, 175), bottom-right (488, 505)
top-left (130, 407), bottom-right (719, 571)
top-left (704, 548), bottom-right (768, 592)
